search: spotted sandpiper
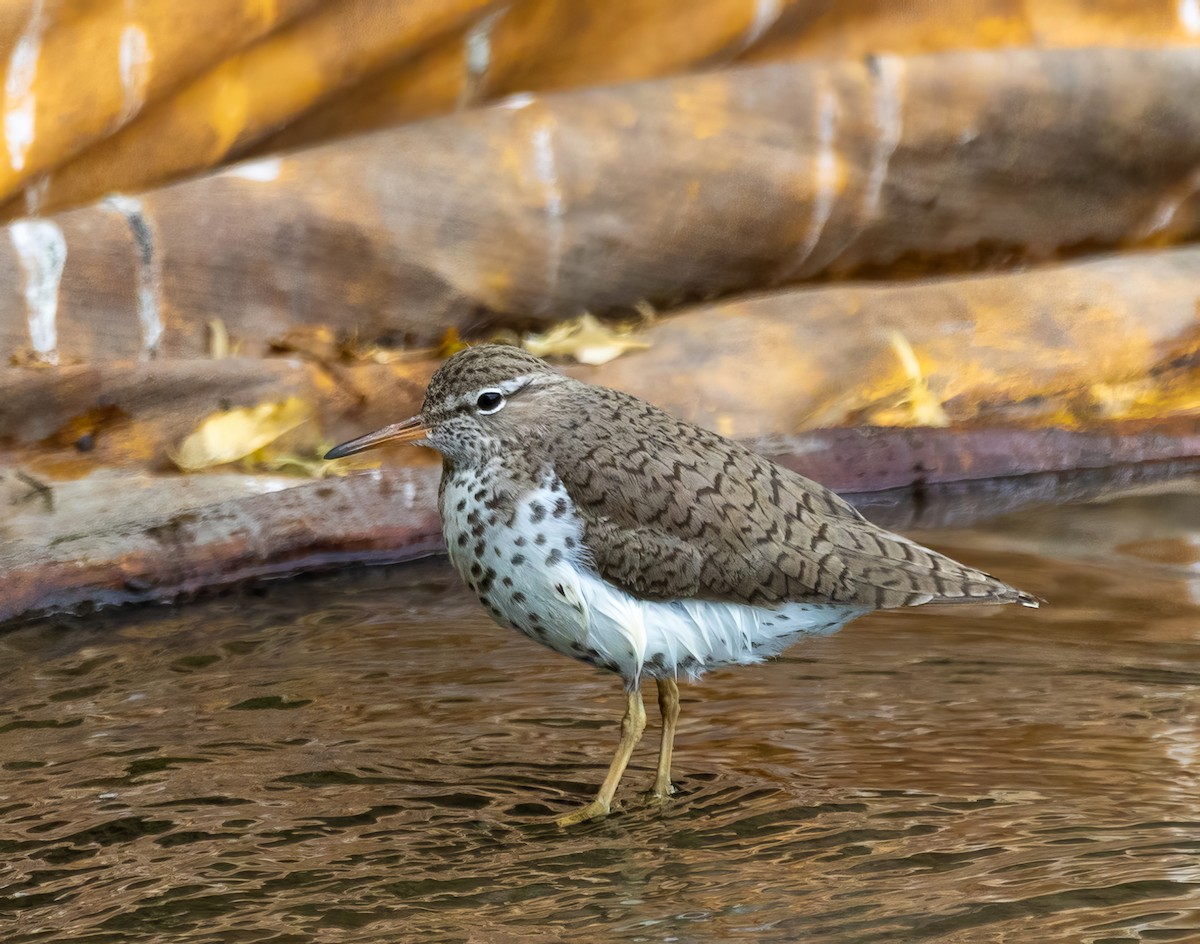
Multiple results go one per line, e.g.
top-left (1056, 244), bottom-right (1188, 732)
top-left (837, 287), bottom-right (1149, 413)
top-left (326, 345), bottom-right (1037, 825)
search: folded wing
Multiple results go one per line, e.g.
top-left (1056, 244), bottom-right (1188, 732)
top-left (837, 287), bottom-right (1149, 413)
top-left (552, 387), bottom-right (1036, 610)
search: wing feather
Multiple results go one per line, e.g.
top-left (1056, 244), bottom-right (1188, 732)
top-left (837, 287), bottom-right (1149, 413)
top-left (551, 385), bottom-right (1035, 610)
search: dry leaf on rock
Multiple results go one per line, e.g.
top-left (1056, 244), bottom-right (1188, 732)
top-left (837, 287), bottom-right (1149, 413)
top-left (252, 449), bottom-right (368, 478)
top-left (207, 319), bottom-right (231, 359)
top-left (866, 332), bottom-right (951, 428)
top-left (804, 331), bottom-right (951, 429)
top-left (437, 327), bottom-right (470, 358)
top-left (1090, 377), bottom-right (1200, 422)
top-left (523, 313), bottom-right (650, 365)
top-left (172, 397), bottom-right (314, 472)
top-left (268, 326), bottom-right (341, 361)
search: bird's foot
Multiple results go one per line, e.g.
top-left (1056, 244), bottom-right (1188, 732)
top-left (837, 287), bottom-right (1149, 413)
top-left (644, 780), bottom-right (676, 806)
top-left (555, 798), bottom-right (611, 827)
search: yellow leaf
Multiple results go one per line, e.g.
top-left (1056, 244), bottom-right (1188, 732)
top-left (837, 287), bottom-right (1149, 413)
top-left (868, 332), bottom-right (950, 427)
top-left (437, 326), bottom-right (469, 358)
top-left (207, 319), bottom-right (229, 359)
top-left (172, 397), bottom-right (313, 472)
top-left (249, 453), bottom-right (338, 478)
top-left (523, 313), bottom-right (650, 366)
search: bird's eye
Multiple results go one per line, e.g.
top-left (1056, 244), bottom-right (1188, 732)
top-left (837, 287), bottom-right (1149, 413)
top-left (476, 391), bottom-right (505, 414)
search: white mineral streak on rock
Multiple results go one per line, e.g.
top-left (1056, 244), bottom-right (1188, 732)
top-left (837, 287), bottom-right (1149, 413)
top-left (814, 54), bottom-right (906, 270)
top-left (4, 0), bottom-right (47, 173)
top-left (531, 119), bottom-right (565, 307)
top-left (1140, 166), bottom-right (1200, 238)
top-left (1180, 0), bottom-right (1200, 36)
top-left (22, 172), bottom-right (49, 215)
top-left (9, 218), bottom-right (66, 363)
top-left (223, 157), bottom-right (283, 182)
top-left (243, 477), bottom-right (296, 495)
top-left (118, 22), bottom-right (152, 123)
top-left (104, 194), bottom-right (164, 357)
top-left (862, 54), bottom-right (905, 222)
top-left (463, 6), bottom-right (507, 104)
top-left (784, 86), bottom-right (839, 277)
top-left (498, 92), bottom-right (535, 111)
top-left (740, 0), bottom-right (781, 52)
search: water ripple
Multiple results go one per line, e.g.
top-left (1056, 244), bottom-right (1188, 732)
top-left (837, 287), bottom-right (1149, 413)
top-left (3, 492), bottom-right (1200, 942)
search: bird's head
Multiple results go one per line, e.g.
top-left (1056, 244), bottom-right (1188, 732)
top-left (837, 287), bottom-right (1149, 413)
top-left (325, 344), bottom-right (568, 465)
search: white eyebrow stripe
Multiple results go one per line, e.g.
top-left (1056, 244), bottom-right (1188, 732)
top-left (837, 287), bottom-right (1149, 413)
top-left (454, 374), bottom-right (540, 411)
top-left (496, 374), bottom-right (537, 395)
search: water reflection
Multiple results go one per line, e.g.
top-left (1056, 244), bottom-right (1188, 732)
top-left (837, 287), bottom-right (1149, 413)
top-left (2, 487), bottom-right (1200, 942)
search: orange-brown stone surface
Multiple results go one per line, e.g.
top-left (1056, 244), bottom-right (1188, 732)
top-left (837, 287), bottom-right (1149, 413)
top-left (5, 1), bottom-right (1200, 211)
top-left (5, 3), bottom-right (1200, 622)
top-left (5, 49), bottom-right (1200, 357)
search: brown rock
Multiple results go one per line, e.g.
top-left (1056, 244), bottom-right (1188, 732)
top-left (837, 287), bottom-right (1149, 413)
top-left (5, 48), bottom-right (1200, 355)
top-left (6, 425), bottom-right (1200, 625)
top-left (13, 0), bottom-right (1200, 206)
top-left (591, 247), bottom-right (1200, 436)
top-left (11, 0), bottom-right (499, 217)
top-left (268, 0), bottom-right (1086, 155)
top-left (746, 0), bottom-right (1200, 62)
top-left (0, 468), bottom-right (445, 624)
top-left (0, 0), bottom-right (323, 207)
top-left (6, 245), bottom-right (1200, 465)
top-left (0, 358), bottom-right (435, 476)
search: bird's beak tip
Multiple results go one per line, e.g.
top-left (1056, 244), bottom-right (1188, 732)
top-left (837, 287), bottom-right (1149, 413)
top-left (323, 416), bottom-right (428, 460)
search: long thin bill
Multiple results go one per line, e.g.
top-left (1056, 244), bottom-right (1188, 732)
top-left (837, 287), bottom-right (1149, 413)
top-left (324, 416), bottom-right (428, 459)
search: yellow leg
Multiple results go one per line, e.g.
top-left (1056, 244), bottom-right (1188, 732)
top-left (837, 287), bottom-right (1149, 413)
top-left (651, 678), bottom-right (680, 799)
top-left (556, 687), bottom-right (646, 826)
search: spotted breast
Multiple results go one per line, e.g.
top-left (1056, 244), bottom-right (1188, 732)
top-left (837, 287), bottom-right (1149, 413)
top-left (440, 458), bottom-right (867, 686)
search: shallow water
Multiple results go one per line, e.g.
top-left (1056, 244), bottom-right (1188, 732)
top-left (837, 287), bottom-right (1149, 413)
top-left (2, 484), bottom-right (1200, 943)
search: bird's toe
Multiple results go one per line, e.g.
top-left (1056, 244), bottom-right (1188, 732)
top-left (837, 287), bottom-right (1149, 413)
top-left (554, 798), bottom-right (612, 827)
top-left (644, 782), bottom-right (677, 809)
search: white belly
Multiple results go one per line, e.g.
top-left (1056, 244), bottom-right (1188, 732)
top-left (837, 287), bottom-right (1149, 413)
top-left (442, 469), bottom-right (866, 684)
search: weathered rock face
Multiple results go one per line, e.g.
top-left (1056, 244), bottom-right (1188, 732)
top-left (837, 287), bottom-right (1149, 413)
top-left (6, 248), bottom-right (1200, 466)
top-left (5, 2), bottom-right (1200, 623)
top-left (5, 48), bottom-right (1200, 358)
top-left (591, 248), bottom-right (1200, 437)
top-left (0, 468), bottom-right (447, 625)
top-left (7, 427), bottom-right (1200, 626)
top-left (3, 0), bottom-right (1200, 215)
top-left (0, 0), bottom-right (324, 210)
